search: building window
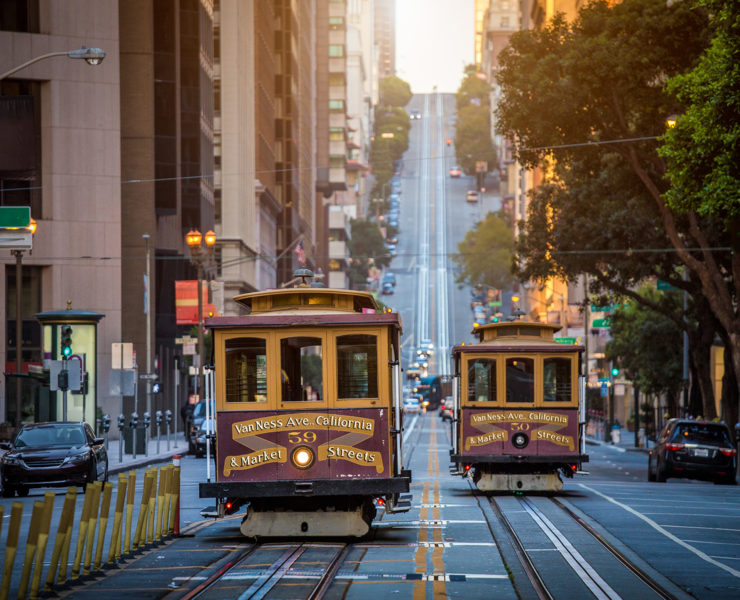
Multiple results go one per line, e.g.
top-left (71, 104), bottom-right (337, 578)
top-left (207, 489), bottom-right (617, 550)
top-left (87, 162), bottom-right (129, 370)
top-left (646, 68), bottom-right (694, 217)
top-left (500, 16), bottom-right (510, 28)
top-left (0, 81), bottom-right (42, 217)
top-left (0, 0), bottom-right (40, 32)
top-left (328, 44), bottom-right (345, 58)
top-left (328, 16), bottom-right (345, 30)
top-left (329, 99), bottom-right (345, 112)
top-left (329, 128), bottom-right (345, 141)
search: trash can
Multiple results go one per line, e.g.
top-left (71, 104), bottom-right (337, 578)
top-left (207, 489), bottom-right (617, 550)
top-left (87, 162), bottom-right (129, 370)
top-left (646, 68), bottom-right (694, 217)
top-left (124, 426), bottom-right (146, 454)
top-left (610, 423), bottom-right (621, 445)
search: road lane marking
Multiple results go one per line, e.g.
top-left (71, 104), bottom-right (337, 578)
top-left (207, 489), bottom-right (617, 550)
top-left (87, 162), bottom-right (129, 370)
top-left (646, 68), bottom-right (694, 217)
top-left (580, 483), bottom-right (740, 578)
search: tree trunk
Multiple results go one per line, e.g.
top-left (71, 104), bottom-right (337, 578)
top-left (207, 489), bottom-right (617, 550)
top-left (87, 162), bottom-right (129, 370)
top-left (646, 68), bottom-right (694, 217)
top-left (687, 318), bottom-right (718, 420)
top-left (722, 341), bottom-right (739, 430)
top-left (688, 361), bottom-right (703, 417)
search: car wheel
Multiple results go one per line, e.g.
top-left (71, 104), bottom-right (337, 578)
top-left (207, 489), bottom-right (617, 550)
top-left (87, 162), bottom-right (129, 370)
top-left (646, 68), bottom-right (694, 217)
top-left (16, 486), bottom-right (28, 497)
top-left (2, 485), bottom-right (15, 498)
top-left (647, 456), bottom-right (656, 482)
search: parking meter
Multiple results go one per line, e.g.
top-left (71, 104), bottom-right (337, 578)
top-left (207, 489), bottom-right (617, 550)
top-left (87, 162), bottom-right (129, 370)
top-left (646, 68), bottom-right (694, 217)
top-left (117, 413), bottom-right (125, 430)
top-left (165, 409), bottom-right (173, 450)
top-left (143, 411), bottom-right (151, 429)
top-left (155, 410), bottom-right (163, 453)
top-left (143, 412), bottom-right (151, 457)
top-left (117, 413), bottom-right (125, 463)
top-left (130, 412), bottom-right (139, 459)
top-left (102, 414), bottom-right (111, 433)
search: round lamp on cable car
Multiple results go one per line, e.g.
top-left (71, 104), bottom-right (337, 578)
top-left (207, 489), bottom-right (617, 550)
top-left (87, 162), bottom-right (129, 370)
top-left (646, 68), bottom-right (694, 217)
top-left (292, 446), bottom-right (315, 469)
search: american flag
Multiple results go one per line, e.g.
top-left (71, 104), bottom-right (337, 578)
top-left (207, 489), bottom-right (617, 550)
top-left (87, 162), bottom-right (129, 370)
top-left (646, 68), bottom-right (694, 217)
top-left (294, 239), bottom-right (306, 266)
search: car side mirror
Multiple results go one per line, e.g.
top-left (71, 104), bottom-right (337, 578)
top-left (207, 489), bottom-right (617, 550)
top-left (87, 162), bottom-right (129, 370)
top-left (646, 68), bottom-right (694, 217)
top-left (92, 437), bottom-right (105, 445)
top-left (0, 442), bottom-right (10, 451)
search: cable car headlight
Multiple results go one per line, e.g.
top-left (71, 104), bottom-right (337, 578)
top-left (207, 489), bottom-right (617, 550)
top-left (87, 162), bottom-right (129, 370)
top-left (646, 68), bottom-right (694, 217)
top-left (291, 446), bottom-right (315, 469)
top-left (512, 432), bottom-right (529, 449)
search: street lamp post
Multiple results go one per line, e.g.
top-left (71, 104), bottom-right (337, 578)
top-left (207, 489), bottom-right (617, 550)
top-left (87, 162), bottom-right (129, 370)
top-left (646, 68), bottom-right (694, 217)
top-left (12, 218), bottom-right (36, 427)
top-left (0, 46), bottom-right (105, 80)
top-left (186, 229), bottom-right (216, 401)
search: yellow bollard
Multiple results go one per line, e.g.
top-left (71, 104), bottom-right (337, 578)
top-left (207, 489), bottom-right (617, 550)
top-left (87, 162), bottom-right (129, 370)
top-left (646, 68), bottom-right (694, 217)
top-left (46, 488), bottom-right (77, 591)
top-left (147, 468), bottom-right (159, 545)
top-left (57, 489), bottom-right (79, 585)
top-left (29, 492), bottom-right (55, 600)
top-left (93, 482), bottom-right (113, 572)
top-left (0, 502), bottom-right (23, 600)
top-left (108, 474), bottom-right (127, 564)
top-left (83, 481), bottom-right (103, 575)
top-left (70, 485), bottom-right (94, 580)
top-left (133, 470), bottom-right (153, 550)
top-left (162, 466), bottom-right (173, 539)
top-left (123, 470), bottom-right (136, 556)
top-left (17, 500), bottom-right (44, 599)
top-left (156, 466), bottom-right (168, 542)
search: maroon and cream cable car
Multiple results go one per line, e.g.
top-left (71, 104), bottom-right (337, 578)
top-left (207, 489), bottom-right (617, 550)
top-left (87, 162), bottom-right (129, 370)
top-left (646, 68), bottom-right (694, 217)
top-left (199, 270), bottom-right (411, 537)
top-left (450, 321), bottom-right (588, 492)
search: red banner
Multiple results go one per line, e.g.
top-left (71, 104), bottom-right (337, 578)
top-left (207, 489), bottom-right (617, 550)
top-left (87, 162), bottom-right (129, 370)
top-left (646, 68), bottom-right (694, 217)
top-left (175, 281), bottom-right (216, 325)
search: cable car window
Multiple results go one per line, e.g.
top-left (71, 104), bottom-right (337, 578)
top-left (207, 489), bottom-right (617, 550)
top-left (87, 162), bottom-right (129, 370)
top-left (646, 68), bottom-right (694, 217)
top-left (505, 358), bottom-right (534, 403)
top-left (225, 338), bottom-right (267, 402)
top-left (337, 334), bottom-right (378, 399)
top-left (543, 357), bottom-right (571, 402)
top-left (281, 337), bottom-right (323, 402)
top-left (468, 358), bottom-right (496, 402)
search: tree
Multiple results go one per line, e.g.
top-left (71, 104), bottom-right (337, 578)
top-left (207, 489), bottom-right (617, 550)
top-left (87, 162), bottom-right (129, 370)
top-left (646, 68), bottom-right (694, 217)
top-left (660, 0), bottom-right (740, 219)
top-left (606, 288), bottom-right (683, 413)
top-left (454, 70), bottom-right (497, 176)
top-left (452, 211), bottom-right (515, 290)
top-left (494, 0), bottom-right (739, 422)
top-left (379, 76), bottom-right (412, 108)
top-left (347, 219), bottom-right (390, 289)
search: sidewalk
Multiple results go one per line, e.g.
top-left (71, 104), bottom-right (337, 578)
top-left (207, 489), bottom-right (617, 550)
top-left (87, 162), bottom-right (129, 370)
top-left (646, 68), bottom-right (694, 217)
top-left (586, 427), bottom-right (654, 453)
top-left (105, 433), bottom-right (189, 476)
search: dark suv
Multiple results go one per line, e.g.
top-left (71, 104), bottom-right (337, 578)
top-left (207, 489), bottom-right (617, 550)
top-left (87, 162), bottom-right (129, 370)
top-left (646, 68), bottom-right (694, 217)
top-left (648, 419), bottom-right (737, 485)
top-left (1, 422), bottom-right (108, 496)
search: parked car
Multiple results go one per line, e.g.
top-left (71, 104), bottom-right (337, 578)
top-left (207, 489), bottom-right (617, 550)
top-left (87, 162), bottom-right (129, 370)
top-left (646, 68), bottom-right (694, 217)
top-left (439, 396), bottom-right (453, 422)
top-left (406, 362), bottom-right (421, 380)
top-left (382, 272), bottom-right (397, 287)
top-left (0, 422), bottom-right (108, 496)
top-left (381, 282), bottom-right (395, 295)
top-left (648, 419), bottom-right (737, 485)
top-left (192, 417), bottom-right (216, 458)
top-left (466, 190), bottom-right (480, 203)
top-left (388, 217), bottom-right (399, 228)
top-left (416, 339), bottom-right (434, 359)
top-left (449, 166), bottom-right (462, 178)
top-left (410, 108), bottom-right (421, 120)
top-left (188, 399), bottom-right (211, 455)
top-left (403, 397), bottom-right (421, 414)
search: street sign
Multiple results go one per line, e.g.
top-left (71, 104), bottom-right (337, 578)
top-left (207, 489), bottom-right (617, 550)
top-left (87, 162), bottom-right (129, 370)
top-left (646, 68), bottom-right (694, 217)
top-left (183, 342), bottom-right (196, 355)
top-left (112, 342), bottom-right (134, 369)
top-left (109, 369), bottom-right (136, 396)
top-left (592, 317), bottom-right (611, 328)
top-left (49, 360), bottom-right (82, 392)
top-left (600, 382), bottom-right (608, 398)
top-left (0, 206), bottom-right (30, 228)
top-left (0, 230), bottom-right (32, 249)
top-left (657, 280), bottom-right (679, 291)
top-left (175, 336), bottom-right (196, 345)
top-left (139, 373), bottom-right (159, 380)
top-left (554, 337), bottom-right (577, 345)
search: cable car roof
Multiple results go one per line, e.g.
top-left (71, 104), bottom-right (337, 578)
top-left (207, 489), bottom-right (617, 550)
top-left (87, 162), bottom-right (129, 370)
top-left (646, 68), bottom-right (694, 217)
top-left (452, 321), bottom-right (583, 353)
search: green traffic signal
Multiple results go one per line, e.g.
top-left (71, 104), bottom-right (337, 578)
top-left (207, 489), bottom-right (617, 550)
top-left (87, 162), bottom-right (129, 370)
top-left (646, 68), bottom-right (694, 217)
top-left (611, 367), bottom-right (619, 377)
top-left (61, 325), bottom-right (73, 357)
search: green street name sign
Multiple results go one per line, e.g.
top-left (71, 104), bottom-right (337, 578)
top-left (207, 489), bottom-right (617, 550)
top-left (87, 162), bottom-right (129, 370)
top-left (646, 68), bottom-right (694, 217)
top-left (657, 280), bottom-right (679, 291)
top-left (592, 317), bottom-right (611, 328)
top-left (0, 206), bottom-right (30, 228)
top-left (554, 337), bottom-right (578, 345)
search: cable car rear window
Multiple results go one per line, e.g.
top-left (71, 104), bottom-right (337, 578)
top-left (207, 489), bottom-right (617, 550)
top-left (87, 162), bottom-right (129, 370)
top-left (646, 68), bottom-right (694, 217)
top-left (337, 334), bottom-right (378, 399)
top-left (281, 337), bottom-right (323, 402)
top-left (225, 338), bottom-right (267, 402)
top-left (468, 358), bottom-right (496, 402)
top-left (543, 357), bottom-right (572, 402)
top-left (506, 358), bottom-right (534, 403)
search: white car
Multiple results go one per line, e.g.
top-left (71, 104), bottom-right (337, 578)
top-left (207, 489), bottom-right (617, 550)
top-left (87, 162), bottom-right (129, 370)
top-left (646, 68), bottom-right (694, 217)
top-left (403, 397), bottom-right (421, 414)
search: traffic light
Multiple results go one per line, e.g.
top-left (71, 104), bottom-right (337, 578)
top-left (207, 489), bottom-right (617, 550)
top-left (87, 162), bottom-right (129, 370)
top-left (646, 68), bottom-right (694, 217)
top-left (61, 325), bottom-right (73, 357)
top-left (611, 366), bottom-right (619, 377)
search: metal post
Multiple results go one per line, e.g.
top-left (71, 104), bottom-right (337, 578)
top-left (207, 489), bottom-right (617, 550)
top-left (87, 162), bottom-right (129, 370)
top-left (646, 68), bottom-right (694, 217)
top-left (117, 414), bottom-right (124, 463)
top-left (682, 270), bottom-right (689, 417)
top-left (131, 412), bottom-right (138, 460)
top-left (143, 412), bottom-right (150, 457)
top-left (62, 357), bottom-right (68, 421)
top-left (155, 411), bottom-right (162, 454)
top-left (197, 260), bottom-right (204, 402)
top-left (205, 367), bottom-right (212, 482)
top-left (143, 234), bottom-right (152, 437)
top-left (165, 410), bottom-right (171, 451)
top-left (634, 388), bottom-right (640, 448)
top-left (173, 357), bottom-right (179, 444)
top-left (13, 250), bottom-right (23, 427)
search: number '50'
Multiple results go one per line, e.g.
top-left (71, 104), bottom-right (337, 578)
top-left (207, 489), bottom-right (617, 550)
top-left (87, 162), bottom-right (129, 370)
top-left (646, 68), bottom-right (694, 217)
top-left (288, 431), bottom-right (317, 444)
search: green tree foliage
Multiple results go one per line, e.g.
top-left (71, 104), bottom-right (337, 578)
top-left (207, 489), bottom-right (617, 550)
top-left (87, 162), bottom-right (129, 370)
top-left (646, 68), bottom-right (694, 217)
top-left (347, 219), bottom-right (390, 288)
top-left (379, 76), bottom-right (412, 107)
top-left (454, 71), bottom-right (496, 176)
top-left (371, 105), bottom-right (410, 197)
top-left (494, 0), bottom-right (739, 420)
top-left (453, 211), bottom-right (514, 290)
top-left (660, 1), bottom-right (740, 219)
top-left (606, 288), bottom-right (682, 408)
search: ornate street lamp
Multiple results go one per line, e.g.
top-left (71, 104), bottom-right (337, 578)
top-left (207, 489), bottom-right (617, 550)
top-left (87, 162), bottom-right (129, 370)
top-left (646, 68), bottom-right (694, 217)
top-left (185, 229), bottom-right (216, 400)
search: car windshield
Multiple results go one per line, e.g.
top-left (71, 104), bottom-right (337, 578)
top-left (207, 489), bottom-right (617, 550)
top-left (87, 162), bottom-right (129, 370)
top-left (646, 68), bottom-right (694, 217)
top-left (15, 425), bottom-right (86, 449)
top-left (193, 401), bottom-right (207, 418)
top-left (671, 423), bottom-right (732, 446)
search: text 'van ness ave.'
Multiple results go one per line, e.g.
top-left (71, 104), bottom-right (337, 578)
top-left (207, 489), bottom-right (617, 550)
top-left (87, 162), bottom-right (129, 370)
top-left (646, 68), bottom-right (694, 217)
top-left (471, 412), bottom-right (568, 426)
top-left (232, 413), bottom-right (375, 437)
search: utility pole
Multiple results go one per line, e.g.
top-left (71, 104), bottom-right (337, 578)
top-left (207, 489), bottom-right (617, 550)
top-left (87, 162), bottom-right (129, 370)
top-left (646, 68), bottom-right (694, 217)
top-left (143, 233), bottom-right (152, 431)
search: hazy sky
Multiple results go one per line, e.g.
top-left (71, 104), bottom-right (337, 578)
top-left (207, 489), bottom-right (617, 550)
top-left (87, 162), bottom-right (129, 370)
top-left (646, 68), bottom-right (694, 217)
top-left (395, 0), bottom-right (476, 94)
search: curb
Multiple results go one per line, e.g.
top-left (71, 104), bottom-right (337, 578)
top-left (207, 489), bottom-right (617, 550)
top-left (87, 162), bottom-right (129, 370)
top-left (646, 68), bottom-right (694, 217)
top-left (109, 449), bottom-right (187, 476)
top-left (586, 436), bottom-right (651, 454)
